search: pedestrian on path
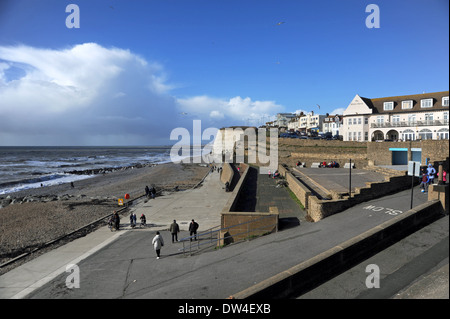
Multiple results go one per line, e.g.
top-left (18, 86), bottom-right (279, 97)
top-left (170, 220), bottom-right (180, 243)
top-left (130, 213), bottom-right (137, 228)
top-left (113, 211), bottom-right (120, 230)
top-left (420, 169), bottom-right (429, 193)
top-left (152, 231), bottom-right (164, 259)
top-left (189, 219), bottom-right (199, 241)
top-left (427, 163), bottom-right (436, 184)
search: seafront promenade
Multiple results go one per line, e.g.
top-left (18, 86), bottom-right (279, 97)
top-left (0, 165), bottom-right (447, 299)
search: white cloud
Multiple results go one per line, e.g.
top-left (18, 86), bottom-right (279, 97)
top-left (0, 43), bottom-right (285, 145)
top-left (0, 43), bottom-right (179, 145)
top-left (176, 95), bottom-right (283, 127)
top-left (330, 107), bottom-right (346, 115)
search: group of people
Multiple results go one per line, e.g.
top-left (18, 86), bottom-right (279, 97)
top-left (145, 185), bottom-right (156, 199)
top-left (296, 160), bottom-right (340, 168)
top-left (420, 163), bottom-right (447, 193)
top-left (129, 212), bottom-right (147, 228)
top-left (268, 170), bottom-right (280, 178)
top-left (319, 161), bottom-right (339, 168)
top-left (152, 219), bottom-right (200, 259)
top-left (109, 211), bottom-right (147, 230)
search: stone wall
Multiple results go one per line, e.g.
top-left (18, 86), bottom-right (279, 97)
top-left (220, 211), bottom-right (278, 244)
top-left (278, 139), bottom-right (368, 168)
top-left (278, 164), bottom-right (311, 211)
top-left (220, 163), bottom-right (279, 245)
top-left (280, 164), bottom-right (415, 222)
top-left (220, 162), bottom-right (235, 185)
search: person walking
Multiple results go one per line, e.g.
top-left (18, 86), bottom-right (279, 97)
top-left (189, 219), bottom-right (199, 241)
top-left (152, 231), bottom-right (164, 259)
top-left (150, 186), bottom-right (156, 199)
top-left (169, 219), bottom-right (180, 243)
top-left (113, 211), bottom-right (120, 230)
top-left (420, 169), bottom-right (429, 193)
top-left (427, 163), bottom-right (436, 184)
top-left (140, 213), bottom-right (147, 226)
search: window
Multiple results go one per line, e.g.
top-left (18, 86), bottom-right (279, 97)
top-left (353, 118), bottom-right (357, 125)
top-left (437, 128), bottom-right (449, 140)
top-left (353, 132), bottom-right (357, 141)
top-left (364, 117), bottom-right (368, 124)
top-left (358, 131), bottom-right (362, 141)
top-left (419, 129), bottom-right (432, 140)
top-left (421, 98), bottom-right (433, 108)
top-left (348, 132), bottom-right (352, 141)
top-left (384, 102), bottom-right (394, 110)
top-left (443, 96), bottom-right (449, 107)
top-left (376, 116), bottom-right (384, 125)
top-left (358, 118), bottom-right (362, 125)
top-left (408, 114), bottom-right (416, 125)
top-left (392, 115), bottom-right (400, 124)
top-left (444, 112), bottom-right (449, 124)
top-left (348, 119), bottom-right (352, 125)
top-left (402, 129), bottom-right (415, 141)
top-left (364, 132), bottom-right (368, 141)
top-left (402, 100), bottom-right (413, 109)
top-left (424, 113), bottom-right (434, 124)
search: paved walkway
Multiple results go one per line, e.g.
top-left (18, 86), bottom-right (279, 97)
top-left (23, 186), bottom-right (436, 299)
top-left (0, 169), bottom-right (231, 299)
top-left (292, 167), bottom-right (389, 195)
top-left (129, 169), bottom-right (229, 232)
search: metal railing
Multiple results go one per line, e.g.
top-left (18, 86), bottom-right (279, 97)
top-left (178, 214), bottom-right (278, 255)
top-left (371, 120), bottom-right (449, 129)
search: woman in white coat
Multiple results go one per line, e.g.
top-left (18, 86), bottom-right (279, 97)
top-left (152, 231), bottom-right (164, 259)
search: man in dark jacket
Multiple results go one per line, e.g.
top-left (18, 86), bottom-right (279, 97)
top-left (169, 220), bottom-right (180, 243)
top-left (189, 219), bottom-right (199, 241)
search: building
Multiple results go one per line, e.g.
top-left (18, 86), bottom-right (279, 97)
top-left (297, 111), bottom-right (326, 134)
top-left (342, 91), bottom-right (449, 142)
top-left (322, 114), bottom-right (343, 136)
top-left (274, 113), bottom-right (297, 128)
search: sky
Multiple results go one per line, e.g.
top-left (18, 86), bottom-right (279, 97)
top-left (0, 0), bottom-right (448, 146)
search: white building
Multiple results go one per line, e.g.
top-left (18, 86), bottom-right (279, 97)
top-left (322, 114), bottom-right (342, 136)
top-left (297, 112), bottom-right (326, 133)
top-left (342, 91), bottom-right (449, 142)
top-left (274, 113), bottom-right (297, 128)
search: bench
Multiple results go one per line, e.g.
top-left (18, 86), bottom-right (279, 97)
top-left (311, 162), bottom-right (321, 168)
top-left (344, 163), bottom-right (355, 169)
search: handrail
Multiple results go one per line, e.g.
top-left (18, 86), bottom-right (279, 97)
top-left (178, 214), bottom-right (278, 255)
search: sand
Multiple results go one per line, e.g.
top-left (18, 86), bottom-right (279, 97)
top-left (0, 162), bottom-right (210, 273)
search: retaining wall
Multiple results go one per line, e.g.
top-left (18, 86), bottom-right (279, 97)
top-left (220, 164), bottom-right (279, 244)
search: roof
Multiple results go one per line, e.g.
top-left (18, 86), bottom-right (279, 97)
top-left (361, 91), bottom-right (449, 114)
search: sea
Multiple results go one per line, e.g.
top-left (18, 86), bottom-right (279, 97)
top-left (0, 146), bottom-right (210, 195)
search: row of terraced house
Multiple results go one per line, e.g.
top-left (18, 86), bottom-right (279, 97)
top-left (270, 91), bottom-right (449, 142)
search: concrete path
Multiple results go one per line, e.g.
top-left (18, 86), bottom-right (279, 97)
top-left (0, 169), bottom-right (231, 299)
top-left (15, 187), bottom-right (435, 299)
top-left (129, 169), bottom-right (230, 232)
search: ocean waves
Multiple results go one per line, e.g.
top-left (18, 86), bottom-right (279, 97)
top-left (0, 146), bottom-right (173, 195)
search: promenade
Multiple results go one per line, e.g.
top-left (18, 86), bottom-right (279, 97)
top-left (0, 166), bottom-right (447, 300)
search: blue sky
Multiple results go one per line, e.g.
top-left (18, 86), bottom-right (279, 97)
top-left (0, 0), bottom-right (448, 145)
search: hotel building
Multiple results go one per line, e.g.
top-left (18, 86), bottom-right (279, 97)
top-left (342, 91), bottom-right (449, 142)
